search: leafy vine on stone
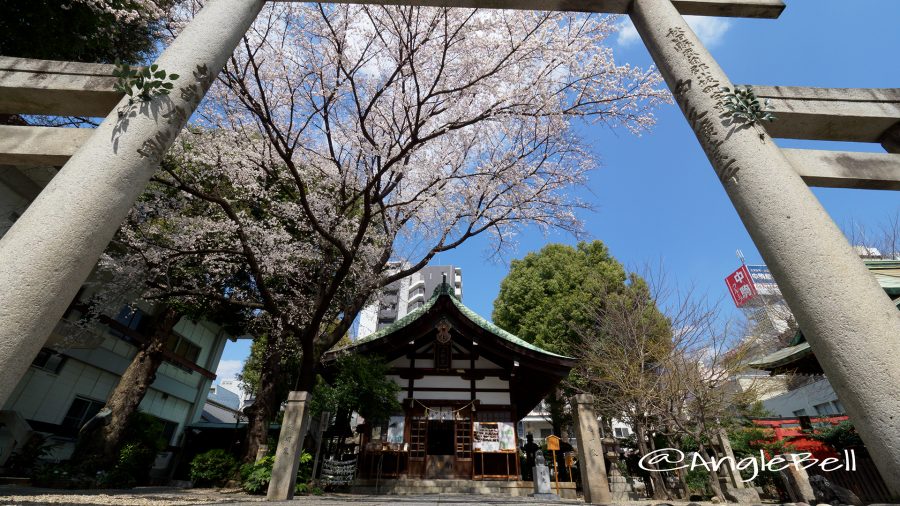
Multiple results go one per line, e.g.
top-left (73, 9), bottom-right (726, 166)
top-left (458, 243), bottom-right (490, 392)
top-left (113, 63), bottom-right (179, 105)
top-left (720, 85), bottom-right (776, 125)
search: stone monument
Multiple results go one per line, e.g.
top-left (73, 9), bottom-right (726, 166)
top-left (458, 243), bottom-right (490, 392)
top-left (604, 438), bottom-right (634, 501)
top-left (532, 452), bottom-right (557, 500)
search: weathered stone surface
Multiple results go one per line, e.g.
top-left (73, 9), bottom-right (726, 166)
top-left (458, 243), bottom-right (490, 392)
top-left (0, 0), bottom-right (267, 407)
top-left (0, 124), bottom-right (94, 167)
top-left (724, 488), bottom-right (763, 503)
top-left (281, 0), bottom-right (785, 18)
top-left (267, 391), bottom-right (312, 501)
top-left (783, 149), bottom-right (900, 191)
top-left (533, 461), bottom-right (552, 495)
top-left (809, 475), bottom-right (863, 506)
top-left (630, 0), bottom-right (900, 497)
top-left (751, 85), bottom-right (900, 144)
top-left (571, 394), bottom-right (611, 504)
top-left (881, 121), bottom-right (900, 154)
top-left (0, 57), bottom-right (122, 117)
top-left (607, 459), bottom-right (634, 501)
top-left (778, 458), bottom-right (816, 504)
top-left (715, 428), bottom-right (759, 502)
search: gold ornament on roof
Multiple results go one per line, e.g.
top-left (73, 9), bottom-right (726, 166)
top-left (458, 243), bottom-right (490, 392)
top-left (436, 318), bottom-right (452, 344)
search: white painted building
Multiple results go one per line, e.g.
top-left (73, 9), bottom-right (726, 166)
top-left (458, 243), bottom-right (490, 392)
top-left (762, 377), bottom-right (844, 418)
top-left (0, 160), bottom-right (240, 475)
top-left (356, 264), bottom-right (463, 340)
top-left (0, 302), bottom-right (235, 473)
top-left (216, 379), bottom-right (254, 412)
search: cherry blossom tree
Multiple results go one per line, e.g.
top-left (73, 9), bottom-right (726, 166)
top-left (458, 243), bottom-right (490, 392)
top-left (115, 3), bottom-right (668, 460)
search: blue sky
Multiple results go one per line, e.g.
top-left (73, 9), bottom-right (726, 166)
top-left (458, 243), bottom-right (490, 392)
top-left (215, 0), bottom-right (900, 382)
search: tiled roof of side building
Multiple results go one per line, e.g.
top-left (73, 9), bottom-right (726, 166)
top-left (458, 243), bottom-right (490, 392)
top-left (348, 282), bottom-right (572, 360)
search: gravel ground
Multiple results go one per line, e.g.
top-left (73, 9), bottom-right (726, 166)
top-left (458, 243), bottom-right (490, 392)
top-left (0, 486), bottom-right (261, 505)
top-left (0, 487), bottom-right (738, 506)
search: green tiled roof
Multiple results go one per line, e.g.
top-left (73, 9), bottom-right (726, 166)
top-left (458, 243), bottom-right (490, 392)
top-left (350, 283), bottom-right (572, 360)
top-left (866, 259), bottom-right (900, 296)
top-left (754, 261), bottom-right (900, 368)
top-left (749, 341), bottom-right (812, 370)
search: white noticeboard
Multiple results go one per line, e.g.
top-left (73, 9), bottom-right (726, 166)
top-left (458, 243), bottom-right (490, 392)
top-left (387, 416), bottom-right (405, 444)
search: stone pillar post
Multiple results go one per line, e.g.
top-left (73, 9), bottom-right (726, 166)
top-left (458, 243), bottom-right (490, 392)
top-left (572, 395), bottom-right (611, 504)
top-left (715, 428), bottom-right (743, 489)
top-left (630, 0), bottom-right (900, 495)
top-left (267, 391), bottom-right (312, 501)
top-left (715, 429), bottom-right (760, 503)
top-left (0, 0), bottom-right (265, 406)
top-left (604, 440), bottom-right (632, 501)
top-left (778, 454), bottom-right (816, 503)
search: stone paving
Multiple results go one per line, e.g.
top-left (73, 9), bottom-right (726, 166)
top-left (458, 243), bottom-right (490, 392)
top-left (0, 486), bottom-right (656, 505)
top-left (0, 486), bottom-right (753, 506)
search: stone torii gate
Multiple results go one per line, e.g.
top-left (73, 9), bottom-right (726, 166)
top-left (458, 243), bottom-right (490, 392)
top-left (0, 0), bottom-right (899, 500)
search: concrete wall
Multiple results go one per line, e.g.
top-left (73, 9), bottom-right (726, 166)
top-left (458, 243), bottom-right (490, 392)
top-left (762, 377), bottom-right (843, 417)
top-left (2, 313), bottom-right (231, 454)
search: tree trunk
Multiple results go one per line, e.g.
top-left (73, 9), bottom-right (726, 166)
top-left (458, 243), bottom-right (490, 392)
top-left (241, 339), bottom-right (284, 463)
top-left (297, 342), bottom-right (318, 391)
top-left (635, 422), bottom-right (669, 500)
top-left (547, 389), bottom-right (566, 436)
top-left (78, 305), bottom-right (180, 468)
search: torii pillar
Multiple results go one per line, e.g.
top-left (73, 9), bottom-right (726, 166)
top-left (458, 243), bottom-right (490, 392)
top-left (629, 0), bottom-right (900, 495)
top-left (572, 394), bottom-right (612, 504)
top-left (0, 0), bottom-right (265, 405)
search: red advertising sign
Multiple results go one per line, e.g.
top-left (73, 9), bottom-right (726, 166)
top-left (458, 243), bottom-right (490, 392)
top-left (725, 264), bottom-right (757, 307)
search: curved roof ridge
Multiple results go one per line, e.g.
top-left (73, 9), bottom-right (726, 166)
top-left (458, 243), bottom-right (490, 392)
top-left (348, 282), bottom-right (572, 360)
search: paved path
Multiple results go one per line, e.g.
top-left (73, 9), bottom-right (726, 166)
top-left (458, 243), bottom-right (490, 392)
top-left (262, 494), bottom-right (584, 505)
top-left (0, 486), bottom-right (742, 506)
top-left (0, 487), bottom-right (587, 506)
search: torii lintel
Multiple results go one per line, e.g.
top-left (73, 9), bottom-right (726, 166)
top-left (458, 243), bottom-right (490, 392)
top-left (269, 0), bottom-right (785, 19)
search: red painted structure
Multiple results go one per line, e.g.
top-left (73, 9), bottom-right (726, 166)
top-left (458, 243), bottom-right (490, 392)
top-left (750, 415), bottom-right (849, 459)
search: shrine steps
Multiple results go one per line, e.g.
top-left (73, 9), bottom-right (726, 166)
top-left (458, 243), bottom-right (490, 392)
top-left (350, 479), bottom-right (578, 499)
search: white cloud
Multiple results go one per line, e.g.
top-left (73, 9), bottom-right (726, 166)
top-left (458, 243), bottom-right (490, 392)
top-left (683, 16), bottom-right (732, 48)
top-left (616, 18), bottom-right (641, 47)
top-left (215, 359), bottom-right (243, 383)
top-left (616, 16), bottom-right (732, 48)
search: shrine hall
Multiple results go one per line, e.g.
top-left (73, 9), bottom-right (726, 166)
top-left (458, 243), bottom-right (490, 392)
top-left (323, 281), bottom-right (575, 481)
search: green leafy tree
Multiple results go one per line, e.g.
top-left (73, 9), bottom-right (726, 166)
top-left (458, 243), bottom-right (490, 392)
top-left (239, 332), bottom-right (352, 418)
top-left (492, 241), bottom-right (629, 432)
top-left (493, 241), bottom-right (630, 355)
top-left (310, 354), bottom-right (401, 426)
top-left (806, 420), bottom-right (864, 451)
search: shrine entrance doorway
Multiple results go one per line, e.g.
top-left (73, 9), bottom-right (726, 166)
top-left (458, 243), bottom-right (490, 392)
top-left (425, 419), bottom-right (455, 478)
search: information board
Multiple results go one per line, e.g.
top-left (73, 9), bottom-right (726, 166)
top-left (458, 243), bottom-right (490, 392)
top-left (473, 422), bottom-right (516, 452)
top-left (387, 415), bottom-right (405, 444)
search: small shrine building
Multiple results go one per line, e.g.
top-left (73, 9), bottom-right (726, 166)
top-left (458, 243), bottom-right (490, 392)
top-left (323, 282), bottom-right (575, 481)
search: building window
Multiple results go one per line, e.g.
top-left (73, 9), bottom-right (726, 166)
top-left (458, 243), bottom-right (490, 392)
top-left (109, 305), bottom-right (149, 342)
top-left (614, 427), bottom-right (631, 438)
top-left (155, 417), bottom-right (179, 446)
top-left (31, 348), bottom-right (67, 374)
top-left (814, 402), bottom-right (836, 416)
top-left (792, 409), bottom-right (807, 417)
top-left (166, 334), bottom-right (201, 364)
top-left (831, 400), bottom-right (845, 414)
top-left (539, 428), bottom-right (552, 439)
top-left (61, 396), bottom-right (105, 432)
